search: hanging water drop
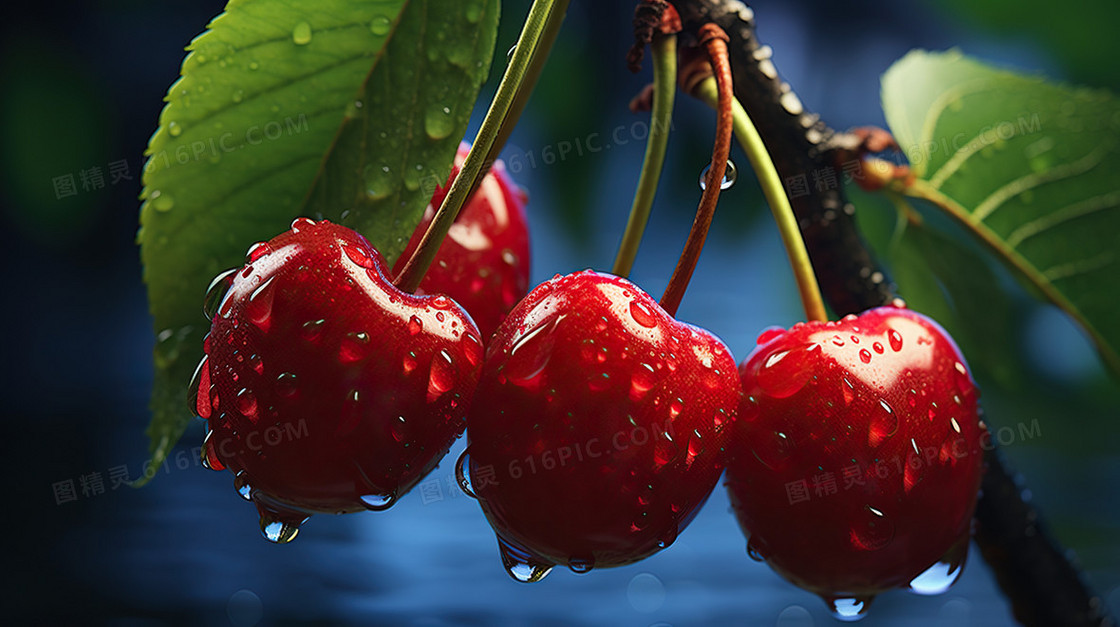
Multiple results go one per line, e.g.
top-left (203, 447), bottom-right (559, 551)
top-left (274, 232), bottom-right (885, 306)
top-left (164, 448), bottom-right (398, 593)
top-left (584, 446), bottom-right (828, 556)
top-left (826, 596), bottom-right (872, 622)
top-left (234, 472), bottom-right (254, 501)
top-left (497, 537), bottom-right (553, 583)
top-left (698, 159), bottom-right (737, 190)
top-left (568, 557), bottom-right (595, 574)
top-left (454, 449), bottom-right (477, 498)
top-left (259, 515), bottom-right (304, 543)
top-left (359, 492), bottom-right (397, 511)
top-left (908, 558), bottom-right (963, 595)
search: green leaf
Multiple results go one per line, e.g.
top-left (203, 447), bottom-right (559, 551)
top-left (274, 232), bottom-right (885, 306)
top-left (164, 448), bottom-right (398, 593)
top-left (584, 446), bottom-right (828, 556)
top-left (882, 49), bottom-right (1120, 377)
top-left (137, 0), bottom-right (499, 484)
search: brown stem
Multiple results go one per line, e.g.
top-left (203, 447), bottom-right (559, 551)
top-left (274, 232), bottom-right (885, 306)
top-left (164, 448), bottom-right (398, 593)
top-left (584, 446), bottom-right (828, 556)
top-left (659, 24), bottom-right (733, 317)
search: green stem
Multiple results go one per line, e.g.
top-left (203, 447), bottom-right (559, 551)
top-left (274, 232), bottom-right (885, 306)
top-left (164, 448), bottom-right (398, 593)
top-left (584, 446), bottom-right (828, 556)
top-left (695, 80), bottom-right (828, 323)
top-left (394, 0), bottom-right (569, 293)
top-left (612, 33), bottom-right (677, 278)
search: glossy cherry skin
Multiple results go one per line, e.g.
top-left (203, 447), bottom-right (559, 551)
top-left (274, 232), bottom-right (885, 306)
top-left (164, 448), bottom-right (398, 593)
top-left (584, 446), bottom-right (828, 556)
top-left (463, 270), bottom-right (741, 578)
top-left (393, 142), bottom-right (530, 340)
top-left (197, 218), bottom-right (483, 541)
top-left (725, 305), bottom-right (985, 608)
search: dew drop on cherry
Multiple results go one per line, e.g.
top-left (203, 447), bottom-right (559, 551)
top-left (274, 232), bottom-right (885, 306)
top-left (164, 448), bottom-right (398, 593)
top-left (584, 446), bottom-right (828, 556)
top-left (908, 558), bottom-right (963, 595)
top-left (757, 346), bottom-right (814, 398)
top-left (869, 399), bottom-right (898, 446)
top-left (403, 352), bottom-right (418, 375)
top-left (826, 596), bottom-right (872, 622)
top-left (629, 363), bottom-right (657, 400)
top-left (858, 348), bottom-right (872, 364)
top-left (234, 471), bottom-right (254, 501)
top-left (497, 537), bottom-right (554, 583)
top-left (752, 431), bottom-right (792, 470)
top-left (454, 449), bottom-right (476, 498)
top-left (245, 276), bottom-right (276, 331)
top-left (236, 388), bottom-right (259, 422)
top-left (203, 268), bottom-right (239, 320)
top-left (188, 355), bottom-right (209, 416)
top-left (300, 319), bottom-right (325, 342)
top-left (259, 514), bottom-right (304, 543)
top-left (746, 537), bottom-right (765, 562)
top-left (427, 350), bottom-right (456, 400)
top-left (888, 328), bottom-right (904, 352)
top-left (628, 300), bottom-right (658, 328)
top-left (850, 506), bottom-right (894, 551)
top-left (339, 331), bottom-right (371, 363)
top-left (872, 341), bottom-right (884, 354)
top-left (408, 315), bottom-right (423, 335)
top-left (201, 430), bottom-right (226, 471)
top-left (245, 241), bottom-right (271, 262)
top-left (359, 492), bottom-right (397, 511)
top-left (275, 372), bottom-right (298, 398)
top-left (568, 556), bottom-right (595, 574)
top-left (341, 243), bottom-right (374, 268)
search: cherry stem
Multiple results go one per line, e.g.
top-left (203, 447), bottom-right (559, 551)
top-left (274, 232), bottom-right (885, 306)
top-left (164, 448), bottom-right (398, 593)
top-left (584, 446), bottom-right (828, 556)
top-left (693, 82), bottom-right (828, 323)
top-left (393, 0), bottom-right (569, 293)
top-left (612, 32), bottom-right (677, 278)
top-left (658, 25), bottom-right (732, 317)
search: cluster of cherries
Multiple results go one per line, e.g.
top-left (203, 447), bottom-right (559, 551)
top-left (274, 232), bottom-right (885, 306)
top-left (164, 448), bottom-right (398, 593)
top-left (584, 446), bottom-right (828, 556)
top-left (195, 144), bottom-right (986, 617)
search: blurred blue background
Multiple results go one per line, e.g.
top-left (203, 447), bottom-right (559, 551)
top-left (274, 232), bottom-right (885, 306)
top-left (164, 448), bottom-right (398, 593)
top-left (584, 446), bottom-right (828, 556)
top-left (4, 1), bottom-right (1119, 625)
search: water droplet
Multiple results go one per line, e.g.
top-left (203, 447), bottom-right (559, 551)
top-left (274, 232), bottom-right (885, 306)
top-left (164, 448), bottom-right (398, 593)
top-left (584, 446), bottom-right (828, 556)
top-left (236, 388), bottom-right (259, 421)
top-left (300, 319), bottom-right (325, 342)
top-left (629, 300), bottom-right (659, 328)
top-left (259, 515), bottom-right (303, 543)
top-left (757, 346), bottom-right (815, 398)
top-left (752, 431), bottom-right (792, 469)
top-left (629, 363), bottom-right (657, 400)
top-left (656, 523), bottom-right (679, 549)
top-left (234, 472), bottom-right (253, 501)
top-left (403, 351), bottom-right (418, 375)
top-left (909, 559), bottom-right (964, 595)
top-left (201, 430), bottom-right (225, 471)
top-left (568, 557), bottom-right (595, 574)
top-left (872, 342), bottom-right (884, 354)
top-left (359, 492), bottom-right (397, 511)
top-left (698, 159), bottom-right (737, 190)
top-left (203, 268), bottom-right (239, 320)
top-left (746, 537), bottom-right (765, 562)
top-left (427, 350), bottom-right (456, 400)
top-left (364, 164), bottom-right (392, 200)
top-left (869, 399), bottom-right (898, 446)
top-left (167, 121), bottom-right (182, 137)
top-left (826, 596), bottom-right (872, 622)
top-left (424, 103), bottom-right (455, 140)
top-left (245, 241), bottom-right (271, 263)
top-left (858, 348), bottom-right (872, 363)
top-left (369, 15), bottom-right (392, 35)
top-left (454, 449), bottom-right (476, 498)
top-left (342, 243), bottom-right (374, 268)
top-left (850, 506), bottom-right (894, 551)
top-left (231, 89), bottom-right (244, 104)
top-left (888, 329), bottom-right (904, 352)
top-left (408, 315), bottom-right (423, 335)
top-left (497, 537), bottom-right (553, 583)
top-left (188, 355), bottom-right (209, 416)
top-left (339, 331), bottom-right (371, 363)
top-left (506, 45), bottom-right (517, 61)
top-left (506, 318), bottom-right (556, 388)
top-left (246, 276), bottom-right (276, 331)
top-left (248, 60), bottom-right (260, 71)
top-left (153, 193), bottom-right (174, 212)
top-left (291, 21), bottom-right (312, 45)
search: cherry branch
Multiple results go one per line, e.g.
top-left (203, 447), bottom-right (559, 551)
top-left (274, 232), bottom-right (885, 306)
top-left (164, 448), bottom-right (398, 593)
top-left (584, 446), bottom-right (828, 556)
top-left (667, 1), bottom-right (1112, 625)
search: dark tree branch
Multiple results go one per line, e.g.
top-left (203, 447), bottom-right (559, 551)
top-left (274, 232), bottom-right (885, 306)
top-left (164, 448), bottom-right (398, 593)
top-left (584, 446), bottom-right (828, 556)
top-left (666, 1), bottom-right (1113, 625)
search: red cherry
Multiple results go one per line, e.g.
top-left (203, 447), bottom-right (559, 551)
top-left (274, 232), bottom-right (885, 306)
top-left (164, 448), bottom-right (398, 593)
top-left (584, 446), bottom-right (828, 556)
top-left (461, 270), bottom-right (741, 580)
top-left (196, 218), bottom-right (484, 542)
top-left (724, 305), bottom-right (985, 619)
top-left (393, 143), bottom-right (531, 340)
